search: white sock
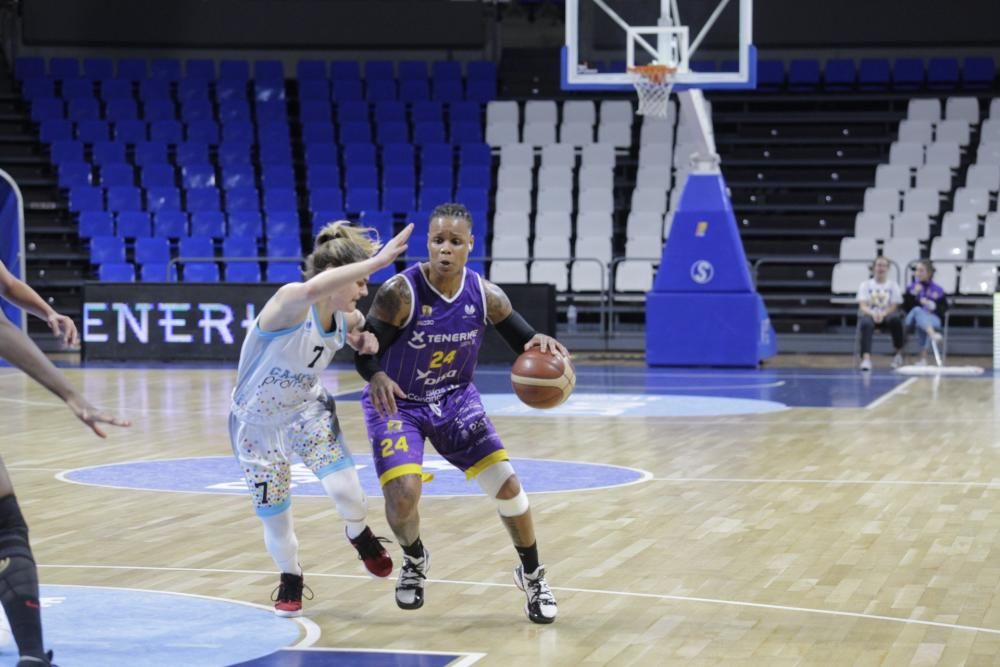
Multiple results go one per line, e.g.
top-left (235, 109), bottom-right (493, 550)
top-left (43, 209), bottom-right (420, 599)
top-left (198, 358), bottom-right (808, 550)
top-left (260, 510), bottom-right (302, 575)
top-left (321, 466), bottom-right (368, 539)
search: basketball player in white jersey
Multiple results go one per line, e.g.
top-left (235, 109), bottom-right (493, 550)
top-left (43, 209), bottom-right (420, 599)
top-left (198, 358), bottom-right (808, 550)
top-left (229, 221), bottom-right (412, 616)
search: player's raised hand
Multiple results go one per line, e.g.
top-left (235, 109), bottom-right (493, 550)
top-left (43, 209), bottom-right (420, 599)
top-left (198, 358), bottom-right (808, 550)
top-left (348, 330), bottom-right (379, 355)
top-left (48, 312), bottom-right (78, 347)
top-left (373, 224), bottom-right (413, 269)
top-left (525, 333), bottom-right (569, 358)
top-left (369, 371), bottom-right (406, 417)
top-left (66, 394), bottom-right (131, 438)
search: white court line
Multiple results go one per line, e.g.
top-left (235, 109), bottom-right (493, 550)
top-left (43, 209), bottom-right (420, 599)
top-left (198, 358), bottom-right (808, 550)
top-left (650, 476), bottom-right (1000, 488)
top-left (51, 582), bottom-right (321, 648)
top-left (865, 377), bottom-right (917, 410)
top-left (39, 563), bottom-right (1000, 638)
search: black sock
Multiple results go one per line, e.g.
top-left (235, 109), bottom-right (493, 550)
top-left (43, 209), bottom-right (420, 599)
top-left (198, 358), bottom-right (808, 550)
top-left (0, 495), bottom-right (44, 660)
top-left (516, 542), bottom-right (540, 574)
top-left (402, 537), bottom-right (425, 560)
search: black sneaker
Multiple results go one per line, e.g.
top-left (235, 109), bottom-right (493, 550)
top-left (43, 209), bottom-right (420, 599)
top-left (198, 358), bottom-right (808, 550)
top-left (513, 564), bottom-right (558, 624)
top-left (271, 572), bottom-right (313, 617)
top-left (347, 526), bottom-right (394, 578)
top-left (395, 547), bottom-right (430, 610)
top-left (17, 651), bottom-right (56, 667)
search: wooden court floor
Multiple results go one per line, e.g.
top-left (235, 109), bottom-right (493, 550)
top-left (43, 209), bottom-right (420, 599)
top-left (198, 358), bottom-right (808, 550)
top-left (4, 364), bottom-right (1000, 665)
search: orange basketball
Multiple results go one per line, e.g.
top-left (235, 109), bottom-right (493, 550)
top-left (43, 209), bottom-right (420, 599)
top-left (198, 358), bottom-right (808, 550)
top-left (510, 349), bottom-right (575, 409)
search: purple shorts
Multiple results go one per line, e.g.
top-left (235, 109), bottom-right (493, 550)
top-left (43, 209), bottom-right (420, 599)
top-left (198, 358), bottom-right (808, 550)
top-left (361, 383), bottom-right (508, 486)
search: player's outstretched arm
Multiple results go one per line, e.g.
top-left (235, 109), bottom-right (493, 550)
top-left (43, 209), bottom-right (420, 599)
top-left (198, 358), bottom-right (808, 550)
top-left (262, 224), bottom-right (413, 331)
top-left (0, 260), bottom-right (78, 347)
top-left (355, 275), bottom-right (411, 416)
top-left (483, 280), bottom-right (569, 357)
top-left (0, 311), bottom-right (130, 438)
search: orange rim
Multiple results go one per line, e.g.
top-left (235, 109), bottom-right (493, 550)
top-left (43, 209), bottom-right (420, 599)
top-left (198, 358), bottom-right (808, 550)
top-left (627, 64), bottom-right (677, 84)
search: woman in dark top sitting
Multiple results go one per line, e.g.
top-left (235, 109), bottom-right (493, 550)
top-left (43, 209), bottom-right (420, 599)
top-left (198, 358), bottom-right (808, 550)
top-left (903, 259), bottom-right (947, 365)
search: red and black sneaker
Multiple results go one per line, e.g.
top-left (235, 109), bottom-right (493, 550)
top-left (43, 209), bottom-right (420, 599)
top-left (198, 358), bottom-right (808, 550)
top-left (347, 526), bottom-right (394, 578)
top-left (271, 572), bottom-right (312, 617)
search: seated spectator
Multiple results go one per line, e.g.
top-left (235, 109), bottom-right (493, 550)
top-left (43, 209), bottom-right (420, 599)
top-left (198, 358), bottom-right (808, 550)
top-left (903, 259), bottom-right (946, 365)
top-left (857, 256), bottom-right (904, 371)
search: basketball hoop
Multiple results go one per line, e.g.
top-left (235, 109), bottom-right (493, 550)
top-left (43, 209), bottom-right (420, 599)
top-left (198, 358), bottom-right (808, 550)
top-left (628, 64), bottom-right (677, 118)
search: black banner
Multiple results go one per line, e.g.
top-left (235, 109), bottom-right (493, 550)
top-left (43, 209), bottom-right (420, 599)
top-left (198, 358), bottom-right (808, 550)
top-left (82, 282), bottom-right (556, 364)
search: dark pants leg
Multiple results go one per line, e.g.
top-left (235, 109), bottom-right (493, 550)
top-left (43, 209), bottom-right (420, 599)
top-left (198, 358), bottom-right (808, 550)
top-left (858, 315), bottom-right (875, 355)
top-left (884, 313), bottom-right (905, 350)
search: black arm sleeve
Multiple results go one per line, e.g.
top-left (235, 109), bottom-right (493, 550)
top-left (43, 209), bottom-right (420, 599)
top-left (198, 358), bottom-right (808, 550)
top-left (494, 310), bottom-right (537, 353)
top-left (353, 316), bottom-right (402, 381)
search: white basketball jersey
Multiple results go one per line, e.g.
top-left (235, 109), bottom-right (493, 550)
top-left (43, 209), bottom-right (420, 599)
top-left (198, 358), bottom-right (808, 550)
top-left (231, 305), bottom-right (348, 423)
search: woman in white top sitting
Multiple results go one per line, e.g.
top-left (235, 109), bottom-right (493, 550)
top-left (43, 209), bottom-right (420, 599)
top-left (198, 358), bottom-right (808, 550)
top-left (856, 255), bottom-right (905, 371)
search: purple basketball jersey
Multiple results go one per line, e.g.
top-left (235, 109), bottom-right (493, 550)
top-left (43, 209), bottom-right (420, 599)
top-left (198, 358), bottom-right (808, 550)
top-left (379, 264), bottom-right (488, 403)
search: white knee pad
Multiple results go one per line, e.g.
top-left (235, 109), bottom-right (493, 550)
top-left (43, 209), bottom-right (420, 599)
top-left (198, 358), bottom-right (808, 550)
top-left (475, 461), bottom-right (529, 517)
top-left (321, 466), bottom-right (367, 523)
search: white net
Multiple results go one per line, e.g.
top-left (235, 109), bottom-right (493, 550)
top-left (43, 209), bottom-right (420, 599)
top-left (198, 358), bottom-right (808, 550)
top-left (629, 66), bottom-right (676, 117)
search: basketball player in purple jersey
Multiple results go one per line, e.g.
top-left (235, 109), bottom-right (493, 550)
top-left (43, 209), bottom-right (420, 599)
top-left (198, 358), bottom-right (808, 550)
top-left (355, 203), bottom-right (568, 624)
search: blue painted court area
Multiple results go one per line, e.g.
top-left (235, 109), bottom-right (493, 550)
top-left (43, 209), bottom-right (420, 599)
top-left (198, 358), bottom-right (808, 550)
top-left (333, 365), bottom-right (914, 410)
top-left (61, 455), bottom-right (649, 499)
top-left (231, 649), bottom-right (465, 666)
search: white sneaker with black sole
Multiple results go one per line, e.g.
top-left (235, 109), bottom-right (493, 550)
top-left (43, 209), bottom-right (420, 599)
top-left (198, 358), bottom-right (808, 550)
top-left (513, 564), bottom-right (557, 624)
top-left (395, 547), bottom-right (430, 610)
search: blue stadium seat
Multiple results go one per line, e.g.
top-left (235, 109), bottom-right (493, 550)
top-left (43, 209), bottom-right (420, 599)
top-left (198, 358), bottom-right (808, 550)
top-left (432, 61), bottom-right (462, 82)
top-left (339, 121), bottom-right (372, 144)
top-left (305, 142), bottom-right (339, 166)
top-left (183, 262), bottom-right (220, 282)
top-left (106, 186), bottom-right (141, 212)
top-left (311, 211), bottom-right (347, 233)
top-left (266, 235), bottom-right (302, 258)
top-left (177, 79), bottom-right (210, 103)
top-left (963, 57), bottom-right (996, 89)
top-left (225, 262), bottom-right (261, 283)
top-left (82, 58), bottom-right (114, 80)
top-left (58, 162), bottom-right (92, 188)
top-left (228, 210), bottom-right (264, 238)
top-left (256, 99), bottom-right (288, 122)
top-left (50, 58), bottom-right (81, 80)
top-left (431, 79), bottom-right (463, 103)
top-left (40, 119), bottom-right (73, 143)
top-left (150, 120), bottom-right (183, 143)
top-left (140, 263), bottom-right (177, 282)
top-left (412, 101), bottom-right (444, 124)
top-left (61, 83), bottom-right (94, 103)
top-left (399, 79), bottom-right (429, 103)
top-left (105, 99), bottom-right (139, 122)
top-left (100, 163), bottom-right (134, 187)
top-left (264, 189), bottom-right (297, 212)
top-left (98, 262), bottom-right (135, 282)
top-left (117, 211), bottom-right (152, 238)
top-left (117, 59), bottom-right (147, 81)
top-left (413, 122), bottom-right (446, 145)
top-left (152, 58), bottom-right (182, 81)
top-left (824, 59), bottom-right (856, 90)
top-left (455, 187), bottom-right (488, 211)
top-left (31, 99), bottom-right (65, 123)
top-left (467, 60), bottom-right (497, 82)
top-left (261, 167), bottom-right (295, 190)
top-left (459, 143), bottom-right (490, 167)
top-left (77, 120), bottom-right (110, 143)
top-left (457, 165), bottom-right (490, 189)
top-left (67, 98), bottom-right (100, 121)
top-left (78, 211), bottom-right (115, 238)
top-left (50, 140), bottom-right (84, 164)
top-left (421, 143), bottom-right (453, 166)
top-left (141, 164), bottom-right (176, 188)
top-left (302, 122), bottom-right (335, 144)
top-left (146, 186), bottom-right (182, 212)
top-left (264, 212), bottom-right (300, 239)
top-left (788, 59), bottom-right (820, 90)
top-left (267, 262), bottom-right (303, 283)
top-left (299, 98), bottom-right (333, 121)
top-left (135, 237), bottom-right (171, 264)
top-left (859, 59), bottom-right (890, 90)
top-left (465, 79), bottom-right (496, 103)
top-left (222, 120), bottom-right (255, 144)
top-left (99, 79), bottom-right (132, 101)
top-left (221, 165), bottom-right (255, 189)
top-left (89, 235), bottom-right (125, 264)
top-left (190, 211), bottom-right (227, 238)
top-left (419, 187), bottom-right (452, 210)
top-left (218, 143), bottom-right (252, 167)
top-left (331, 61), bottom-right (361, 81)
top-left (360, 211), bottom-right (393, 236)
top-left (382, 143), bottom-right (415, 168)
top-left (346, 188), bottom-right (379, 212)
top-left (373, 101), bottom-right (406, 124)
top-left (91, 141), bottom-right (126, 165)
top-left (343, 143), bottom-right (376, 165)
top-left (377, 122), bottom-right (409, 144)
top-left (69, 186), bottom-right (104, 212)
top-left (336, 100), bottom-right (369, 123)
top-left (181, 100), bottom-right (215, 122)
top-left (420, 166), bottom-right (453, 189)
top-left (135, 141), bottom-right (169, 166)
top-left (306, 164), bottom-right (340, 189)
top-left (185, 59), bottom-right (215, 80)
top-left (297, 60), bottom-right (326, 80)
top-left (179, 235), bottom-right (215, 259)
top-left (366, 61), bottom-right (394, 81)
top-left (344, 165), bottom-right (378, 188)
top-left (187, 120), bottom-right (220, 144)
top-left (756, 60), bottom-right (785, 90)
top-left (186, 187), bottom-right (221, 212)
top-left (219, 60), bottom-right (250, 81)
top-left (140, 79), bottom-right (172, 101)
top-left (176, 141), bottom-right (210, 166)
top-left (181, 164), bottom-right (216, 189)
top-left (310, 188), bottom-right (344, 212)
top-left (14, 57), bottom-right (45, 80)
top-left (21, 78), bottom-right (55, 101)
top-left (383, 187), bottom-right (415, 213)
top-left (365, 79), bottom-right (396, 102)
top-left (225, 187), bottom-right (260, 211)
top-left (223, 236), bottom-right (258, 258)
top-left (450, 121), bottom-right (482, 144)
top-left (254, 60), bottom-right (284, 82)
top-left (399, 61), bottom-right (428, 80)
top-left (332, 79), bottom-right (363, 101)
top-left (153, 211), bottom-right (189, 238)
top-left (113, 120), bottom-right (148, 144)
top-left (144, 99), bottom-right (177, 122)
top-left (259, 121), bottom-right (290, 144)
top-left (892, 58), bottom-right (924, 90)
top-left (927, 57), bottom-right (959, 89)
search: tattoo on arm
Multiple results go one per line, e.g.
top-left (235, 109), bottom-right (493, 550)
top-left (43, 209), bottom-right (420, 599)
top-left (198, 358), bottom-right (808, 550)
top-left (370, 276), bottom-right (412, 327)
top-left (483, 280), bottom-right (513, 324)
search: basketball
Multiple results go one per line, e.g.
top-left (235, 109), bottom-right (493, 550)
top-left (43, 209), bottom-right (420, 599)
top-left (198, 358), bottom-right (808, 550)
top-left (510, 349), bottom-right (576, 409)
